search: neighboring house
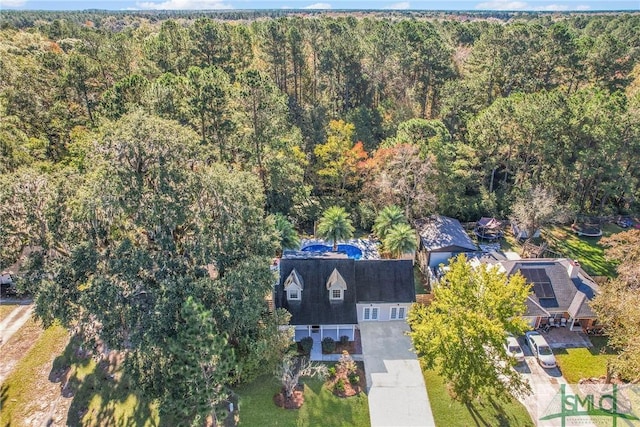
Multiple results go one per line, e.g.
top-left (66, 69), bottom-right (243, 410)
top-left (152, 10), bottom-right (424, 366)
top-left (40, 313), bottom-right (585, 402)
top-left (482, 258), bottom-right (599, 331)
top-left (275, 258), bottom-right (415, 342)
top-left (415, 215), bottom-right (478, 277)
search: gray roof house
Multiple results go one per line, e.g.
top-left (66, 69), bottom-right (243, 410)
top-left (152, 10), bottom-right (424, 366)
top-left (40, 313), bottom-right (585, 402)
top-left (415, 215), bottom-right (478, 276)
top-left (484, 258), bottom-right (599, 332)
top-left (275, 258), bottom-right (415, 342)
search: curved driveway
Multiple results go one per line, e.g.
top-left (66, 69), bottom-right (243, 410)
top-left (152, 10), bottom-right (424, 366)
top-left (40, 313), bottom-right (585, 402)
top-left (359, 321), bottom-right (435, 427)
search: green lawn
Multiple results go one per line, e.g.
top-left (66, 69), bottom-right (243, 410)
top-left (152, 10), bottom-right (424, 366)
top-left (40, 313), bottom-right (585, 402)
top-left (53, 337), bottom-right (160, 426)
top-left (1, 325), bottom-right (69, 426)
top-left (554, 337), bottom-right (618, 383)
top-left (235, 374), bottom-right (370, 427)
top-left (0, 328), bottom-right (159, 427)
top-left (543, 225), bottom-right (622, 278)
top-left (422, 366), bottom-right (533, 427)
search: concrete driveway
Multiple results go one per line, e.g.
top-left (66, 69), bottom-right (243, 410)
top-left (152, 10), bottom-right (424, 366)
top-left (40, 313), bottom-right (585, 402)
top-left (359, 321), bottom-right (435, 427)
top-left (515, 337), bottom-right (596, 427)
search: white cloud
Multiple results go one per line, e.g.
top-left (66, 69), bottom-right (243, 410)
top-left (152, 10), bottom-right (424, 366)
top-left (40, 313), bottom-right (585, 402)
top-left (304, 2), bottom-right (331, 8)
top-left (536, 3), bottom-right (569, 9)
top-left (476, 0), bottom-right (528, 9)
top-left (137, 0), bottom-right (232, 9)
top-left (476, 0), bottom-right (592, 10)
top-left (0, 0), bottom-right (27, 7)
top-left (384, 1), bottom-right (410, 9)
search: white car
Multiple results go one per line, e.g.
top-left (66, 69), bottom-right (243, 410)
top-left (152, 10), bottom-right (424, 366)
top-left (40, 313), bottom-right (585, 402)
top-left (525, 331), bottom-right (557, 369)
top-left (504, 336), bottom-right (525, 364)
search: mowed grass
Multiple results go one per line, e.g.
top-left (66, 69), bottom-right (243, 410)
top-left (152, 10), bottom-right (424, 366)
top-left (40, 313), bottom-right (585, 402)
top-left (544, 224), bottom-right (622, 277)
top-left (236, 374), bottom-right (370, 427)
top-left (422, 366), bottom-right (533, 427)
top-left (554, 337), bottom-right (619, 383)
top-left (53, 337), bottom-right (159, 426)
top-left (1, 327), bottom-right (159, 427)
top-left (0, 324), bottom-right (68, 426)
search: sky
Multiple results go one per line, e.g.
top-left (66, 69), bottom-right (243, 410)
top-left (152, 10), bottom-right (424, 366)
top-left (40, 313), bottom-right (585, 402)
top-left (0, 0), bottom-right (638, 11)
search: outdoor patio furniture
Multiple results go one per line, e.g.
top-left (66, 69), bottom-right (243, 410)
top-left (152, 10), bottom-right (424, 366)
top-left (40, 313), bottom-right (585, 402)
top-left (560, 318), bottom-right (567, 327)
top-left (548, 317), bottom-right (557, 327)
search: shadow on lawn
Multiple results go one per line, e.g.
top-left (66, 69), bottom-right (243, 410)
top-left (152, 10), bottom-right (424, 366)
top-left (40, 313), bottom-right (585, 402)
top-left (544, 227), bottom-right (616, 277)
top-left (50, 335), bottom-right (157, 426)
top-left (466, 397), bottom-right (524, 427)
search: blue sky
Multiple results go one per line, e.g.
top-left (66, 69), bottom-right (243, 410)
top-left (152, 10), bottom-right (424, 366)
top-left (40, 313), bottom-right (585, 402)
top-left (0, 0), bottom-right (638, 11)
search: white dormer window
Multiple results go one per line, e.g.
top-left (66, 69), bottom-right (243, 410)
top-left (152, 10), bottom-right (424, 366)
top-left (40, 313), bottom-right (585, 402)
top-left (326, 268), bottom-right (347, 301)
top-left (284, 269), bottom-right (303, 302)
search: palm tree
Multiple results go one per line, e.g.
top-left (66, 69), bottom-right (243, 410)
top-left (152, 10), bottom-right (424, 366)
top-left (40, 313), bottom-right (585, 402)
top-left (373, 205), bottom-right (406, 239)
top-left (273, 213), bottom-right (300, 254)
top-left (316, 206), bottom-right (355, 251)
top-left (383, 223), bottom-right (417, 258)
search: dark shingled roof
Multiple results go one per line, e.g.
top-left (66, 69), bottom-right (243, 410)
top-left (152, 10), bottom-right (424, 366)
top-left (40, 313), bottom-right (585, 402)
top-left (500, 259), bottom-right (598, 318)
top-left (355, 260), bottom-right (415, 303)
top-left (415, 215), bottom-right (478, 252)
top-left (275, 258), bottom-right (415, 325)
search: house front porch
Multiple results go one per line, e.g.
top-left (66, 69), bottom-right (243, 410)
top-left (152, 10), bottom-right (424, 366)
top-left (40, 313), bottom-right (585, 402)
top-left (293, 324), bottom-right (356, 342)
top-left (536, 325), bottom-right (593, 349)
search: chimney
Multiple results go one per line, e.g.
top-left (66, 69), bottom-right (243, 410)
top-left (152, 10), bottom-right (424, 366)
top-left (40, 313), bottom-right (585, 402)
top-left (567, 259), bottom-right (580, 278)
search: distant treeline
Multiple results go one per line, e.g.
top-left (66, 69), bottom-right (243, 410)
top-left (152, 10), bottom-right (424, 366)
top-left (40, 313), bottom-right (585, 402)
top-left (1, 11), bottom-right (639, 227)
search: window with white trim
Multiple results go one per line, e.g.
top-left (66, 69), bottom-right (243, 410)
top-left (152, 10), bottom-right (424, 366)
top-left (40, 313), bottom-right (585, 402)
top-left (391, 306), bottom-right (406, 320)
top-left (363, 307), bottom-right (379, 321)
top-left (326, 268), bottom-right (346, 301)
top-left (288, 289), bottom-right (300, 300)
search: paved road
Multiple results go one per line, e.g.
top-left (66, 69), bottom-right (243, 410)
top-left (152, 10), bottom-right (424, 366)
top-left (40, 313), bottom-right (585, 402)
top-left (359, 321), bottom-right (435, 427)
top-left (0, 304), bottom-right (33, 345)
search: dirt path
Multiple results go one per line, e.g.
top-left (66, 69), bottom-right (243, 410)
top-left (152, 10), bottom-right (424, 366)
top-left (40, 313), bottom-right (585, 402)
top-left (0, 304), bottom-right (34, 344)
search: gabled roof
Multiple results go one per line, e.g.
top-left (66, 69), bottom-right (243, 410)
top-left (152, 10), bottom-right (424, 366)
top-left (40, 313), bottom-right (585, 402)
top-left (277, 259), bottom-right (357, 325)
top-left (284, 268), bottom-right (304, 290)
top-left (415, 215), bottom-right (477, 252)
top-left (326, 268), bottom-right (347, 290)
top-left (499, 259), bottom-right (598, 318)
top-left (275, 258), bottom-right (415, 325)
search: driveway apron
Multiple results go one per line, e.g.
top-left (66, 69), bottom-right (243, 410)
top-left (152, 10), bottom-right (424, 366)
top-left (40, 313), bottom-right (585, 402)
top-left (359, 321), bottom-right (435, 427)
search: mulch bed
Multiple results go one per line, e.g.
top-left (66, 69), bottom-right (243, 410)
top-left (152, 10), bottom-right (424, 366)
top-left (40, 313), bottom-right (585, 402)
top-left (327, 366), bottom-right (366, 398)
top-left (273, 385), bottom-right (305, 409)
top-left (579, 376), bottom-right (627, 385)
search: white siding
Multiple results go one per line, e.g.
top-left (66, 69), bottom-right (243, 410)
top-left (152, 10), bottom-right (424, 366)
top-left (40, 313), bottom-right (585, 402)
top-left (357, 303), bottom-right (412, 322)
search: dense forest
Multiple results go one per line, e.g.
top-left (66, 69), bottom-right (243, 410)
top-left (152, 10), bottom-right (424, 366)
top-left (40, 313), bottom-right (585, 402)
top-left (0, 10), bottom-right (639, 422)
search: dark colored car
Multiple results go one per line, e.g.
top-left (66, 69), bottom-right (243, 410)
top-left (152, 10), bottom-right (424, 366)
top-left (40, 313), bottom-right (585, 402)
top-left (616, 216), bottom-right (634, 228)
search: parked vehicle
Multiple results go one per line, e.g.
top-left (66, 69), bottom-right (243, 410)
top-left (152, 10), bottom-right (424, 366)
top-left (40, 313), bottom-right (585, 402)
top-left (616, 216), bottom-right (634, 228)
top-left (504, 336), bottom-right (525, 364)
top-left (0, 273), bottom-right (16, 297)
top-left (525, 331), bottom-right (557, 369)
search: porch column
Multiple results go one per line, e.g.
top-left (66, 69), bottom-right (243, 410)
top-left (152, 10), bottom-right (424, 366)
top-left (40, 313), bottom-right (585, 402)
top-left (336, 324), bottom-right (339, 340)
top-left (308, 325), bottom-right (311, 337)
top-left (569, 318), bottom-right (576, 331)
top-left (351, 324), bottom-right (355, 341)
top-left (320, 325), bottom-right (323, 341)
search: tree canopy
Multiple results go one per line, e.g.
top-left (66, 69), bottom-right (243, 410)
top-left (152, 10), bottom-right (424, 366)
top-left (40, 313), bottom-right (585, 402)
top-left (408, 255), bottom-right (531, 403)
